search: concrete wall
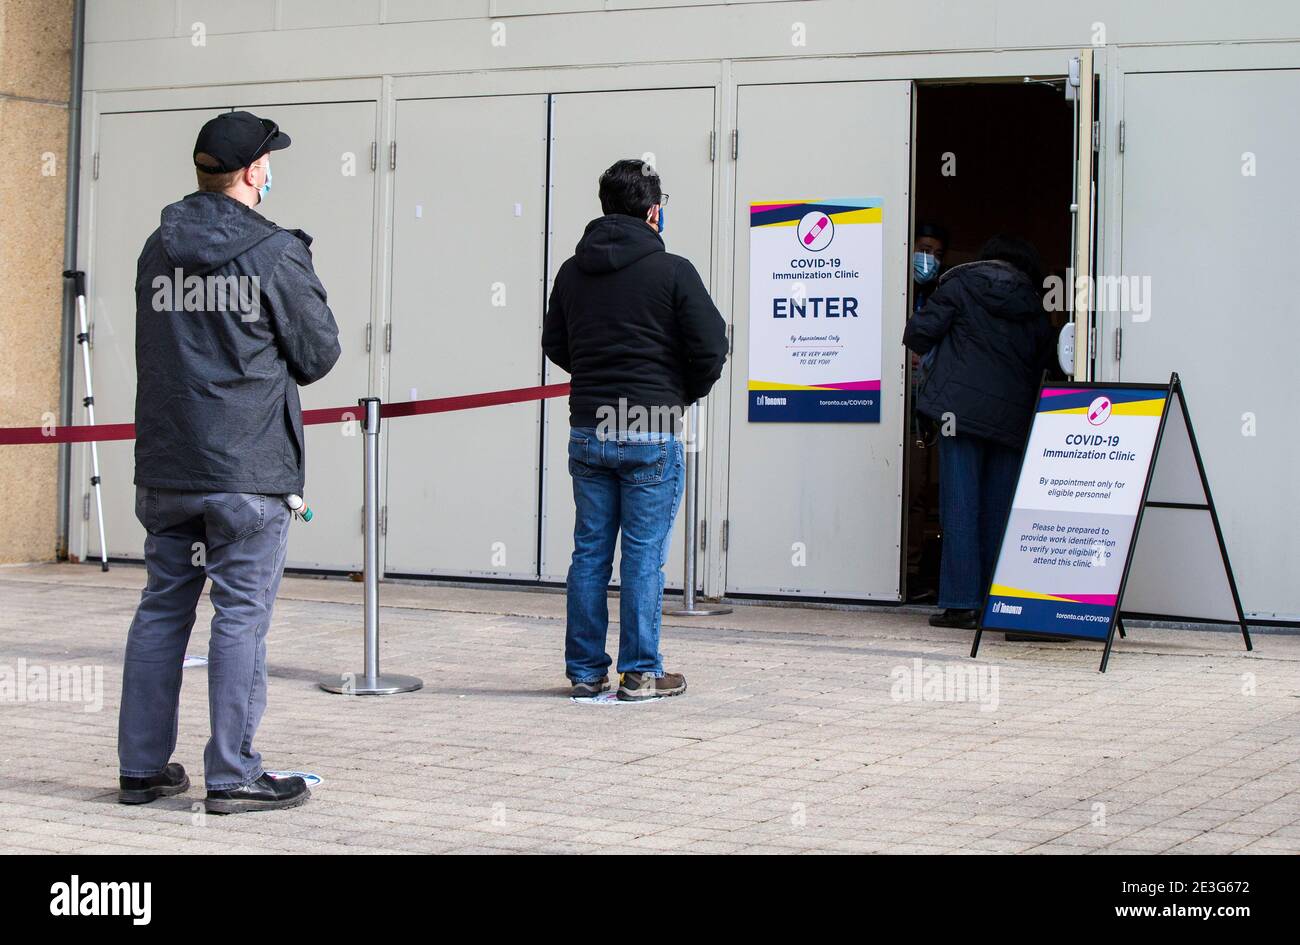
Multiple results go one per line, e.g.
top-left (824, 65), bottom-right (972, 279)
top-left (0, 0), bottom-right (73, 564)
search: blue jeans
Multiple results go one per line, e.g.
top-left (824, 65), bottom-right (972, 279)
top-left (118, 486), bottom-right (291, 790)
top-left (937, 434), bottom-right (1021, 610)
top-left (565, 427), bottom-right (685, 681)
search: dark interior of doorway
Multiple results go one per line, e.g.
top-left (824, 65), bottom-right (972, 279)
top-left (905, 80), bottom-right (1074, 603)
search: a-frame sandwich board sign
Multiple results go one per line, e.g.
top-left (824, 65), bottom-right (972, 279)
top-left (971, 373), bottom-right (1251, 672)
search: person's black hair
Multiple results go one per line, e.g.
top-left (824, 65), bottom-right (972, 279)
top-left (979, 234), bottom-right (1043, 288)
top-left (916, 221), bottom-right (949, 248)
top-left (598, 159), bottom-right (662, 218)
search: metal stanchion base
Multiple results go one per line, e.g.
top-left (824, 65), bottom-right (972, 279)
top-left (665, 599), bottom-right (733, 617)
top-left (318, 673), bottom-right (424, 695)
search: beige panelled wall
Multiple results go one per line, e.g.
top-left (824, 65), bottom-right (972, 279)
top-left (0, 0), bottom-right (72, 563)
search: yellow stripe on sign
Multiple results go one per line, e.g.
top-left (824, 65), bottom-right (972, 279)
top-left (748, 381), bottom-right (831, 391)
top-left (1109, 398), bottom-right (1166, 416)
top-left (989, 584), bottom-right (1073, 603)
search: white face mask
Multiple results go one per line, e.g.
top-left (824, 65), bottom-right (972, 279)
top-left (254, 162), bottom-right (272, 203)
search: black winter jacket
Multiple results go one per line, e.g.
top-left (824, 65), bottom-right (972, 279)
top-left (134, 192), bottom-right (341, 494)
top-left (542, 214), bottom-right (728, 430)
top-left (903, 259), bottom-right (1055, 449)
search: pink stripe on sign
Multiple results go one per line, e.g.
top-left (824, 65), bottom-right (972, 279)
top-left (1053, 593), bottom-right (1119, 606)
top-left (803, 216), bottom-right (829, 245)
top-left (1040, 388), bottom-right (1079, 398)
top-left (817, 380), bottom-right (881, 391)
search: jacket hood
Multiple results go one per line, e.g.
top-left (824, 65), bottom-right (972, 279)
top-left (574, 213), bottom-right (664, 274)
top-left (159, 191), bottom-right (283, 275)
top-left (939, 259), bottom-right (1043, 320)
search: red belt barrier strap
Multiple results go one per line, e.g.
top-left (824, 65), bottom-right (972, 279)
top-left (0, 382), bottom-right (571, 446)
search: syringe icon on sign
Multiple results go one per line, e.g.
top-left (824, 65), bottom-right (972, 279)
top-left (1089, 399), bottom-right (1110, 422)
top-left (803, 215), bottom-right (830, 246)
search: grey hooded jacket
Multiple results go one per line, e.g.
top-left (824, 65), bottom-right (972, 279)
top-left (134, 191), bottom-right (341, 494)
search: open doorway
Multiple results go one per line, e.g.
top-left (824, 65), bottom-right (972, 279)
top-left (904, 79), bottom-right (1075, 602)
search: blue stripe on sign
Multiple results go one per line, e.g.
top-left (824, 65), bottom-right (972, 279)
top-left (981, 595), bottom-right (1115, 640)
top-left (748, 389), bottom-right (879, 422)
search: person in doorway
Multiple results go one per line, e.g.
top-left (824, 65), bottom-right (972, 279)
top-left (118, 111), bottom-right (340, 813)
top-left (542, 159), bottom-right (727, 701)
top-left (912, 222), bottom-right (948, 315)
top-left (903, 235), bottom-right (1054, 629)
top-left (906, 222), bottom-right (948, 600)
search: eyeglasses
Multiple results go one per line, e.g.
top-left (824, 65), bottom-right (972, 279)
top-left (249, 118), bottom-right (278, 164)
top-left (658, 193), bottom-right (670, 208)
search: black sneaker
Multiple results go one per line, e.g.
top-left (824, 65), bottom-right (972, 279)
top-left (570, 676), bottom-right (610, 697)
top-left (205, 772), bottom-right (311, 814)
top-left (617, 671), bottom-right (687, 702)
top-left (929, 608), bottom-right (979, 629)
top-left (118, 762), bottom-right (190, 805)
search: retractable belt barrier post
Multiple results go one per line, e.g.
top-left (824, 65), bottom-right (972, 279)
top-left (666, 402), bottom-right (731, 617)
top-left (63, 269), bottom-right (109, 572)
top-left (319, 397), bottom-right (423, 696)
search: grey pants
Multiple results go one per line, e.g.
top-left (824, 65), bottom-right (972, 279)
top-left (118, 486), bottom-right (291, 790)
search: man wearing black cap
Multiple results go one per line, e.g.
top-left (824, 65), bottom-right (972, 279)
top-left (116, 111), bottom-right (340, 814)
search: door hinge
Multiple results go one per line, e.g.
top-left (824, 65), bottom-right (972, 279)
top-left (365, 323), bottom-right (372, 352)
top-left (92, 153), bottom-right (99, 180)
top-left (1091, 120), bottom-right (1100, 153)
top-left (709, 130), bottom-right (716, 162)
top-left (389, 140), bottom-right (397, 171)
top-left (726, 324), bottom-right (734, 356)
top-left (731, 129), bottom-right (739, 160)
top-left (1114, 326), bottom-right (1123, 362)
top-left (384, 323), bottom-right (392, 352)
top-left (370, 141), bottom-right (377, 171)
top-left (721, 520), bottom-right (729, 551)
top-left (1118, 120), bottom-right (1125, 154)
top-left (82, 492), bottom-right (90, 521)
top-left (381, 505), bottom-right (388, 536)
top-left (699, 518), bottom-right (707, 552)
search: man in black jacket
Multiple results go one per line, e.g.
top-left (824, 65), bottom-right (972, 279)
top-left (117, 111), bottom-right (340, 813)
top-left (542, 159), bottom-right (727, 701)
top-left (903, 235), bottom-right (1055, 629)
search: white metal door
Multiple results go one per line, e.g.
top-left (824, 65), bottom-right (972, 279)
top-left (84, 107), bottom-right (229, 561)
top-left (384, 94), bottom-right (549, 579)
top-left (539, 88), bottom-right (717, 588)
top-left (1118, 69), bottom-right (1300, 618)
top-left (231, 100), bottom-right (379, 572)
top-left (724, 81), bottom-right (911, 600)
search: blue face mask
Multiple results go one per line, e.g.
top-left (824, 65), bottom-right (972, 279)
top-left (258, 166), bottom-right (272, 203)
top-left (913, 251), bottom-right (939, 284)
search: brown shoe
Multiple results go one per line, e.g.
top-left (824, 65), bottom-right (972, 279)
top-left (570, 676), bottom-right (610, 697)
top-left (617, 671), bottom-right (687, 702)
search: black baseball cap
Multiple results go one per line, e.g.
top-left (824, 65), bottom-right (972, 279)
top-left (193, 111), bottom-right (291, 173)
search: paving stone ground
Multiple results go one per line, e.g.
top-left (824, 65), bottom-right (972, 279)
top-left (0, 562), bottom-right (1296, 854)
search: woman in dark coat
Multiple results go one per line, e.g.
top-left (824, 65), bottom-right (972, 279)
top-left (903, 235), bottom-right (1056, 629)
